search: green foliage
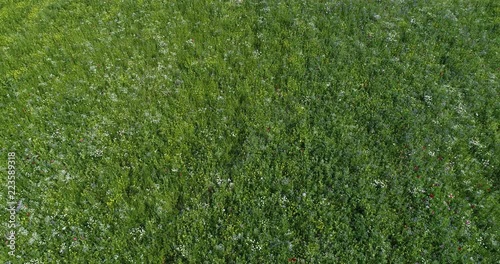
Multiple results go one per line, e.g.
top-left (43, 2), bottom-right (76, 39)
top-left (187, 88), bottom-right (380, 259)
top-left (0, 0), bottom-right (498, 263)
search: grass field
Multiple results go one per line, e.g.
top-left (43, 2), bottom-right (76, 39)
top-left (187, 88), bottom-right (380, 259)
top-left (1, 0), bottom-right (498, 263)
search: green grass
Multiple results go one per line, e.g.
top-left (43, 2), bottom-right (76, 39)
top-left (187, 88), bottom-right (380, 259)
top-left (1, 0), bottom-right (498, 263)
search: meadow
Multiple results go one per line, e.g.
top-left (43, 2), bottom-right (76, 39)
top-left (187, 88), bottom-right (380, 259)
top-left (0, 0), bottom-right (498, 263)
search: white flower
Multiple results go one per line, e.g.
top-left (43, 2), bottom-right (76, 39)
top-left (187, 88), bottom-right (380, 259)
top-left (216, 177), bottom-right (223, 186)
top-left (59, 242), bottom-right (67, 254)
top-left (373, 179), bottom-right (387, 188)
top-left (469, 138), bottom-right (482, 148)
top-left (176, 245), bottom-right (188, 257)
top-left (18, 226), bottom-right (28, 236)
top-left (424, 95), bottom-right (432, 106)
top-left (456, 102), bottom-right (467, 115)
top-left (91, 149), bottom-right (103, 157)
top-left (387, 31), bottom-right (398, 42)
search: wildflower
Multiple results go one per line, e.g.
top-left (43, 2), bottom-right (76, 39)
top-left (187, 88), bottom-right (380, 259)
top-left (424, 95), bottom-right (432, 105)
top-left (288, 257), bottom-right (297, 262)
top-left (465, 220), bottom-right (471, 226)
top-left (373, 179), bottom-right (387, 188)
top-left (448, 193), bottom-right (454, 199)
top-left (469, 138), bottom-right (481, 147)
top-left (429, 193), bottom-right (435, 199)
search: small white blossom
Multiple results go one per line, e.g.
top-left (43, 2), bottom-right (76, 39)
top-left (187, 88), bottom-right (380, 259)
top-left (216, 177), bottom-right (223, 186)
top-left (373, 179), bottom-right (387, 188)
top-left (129, 227), bottom-right (145, 240)
top-left (469, 138), bottom-right (482, 148)
top-left (185, 38), bottom-right (195, 46)
top-left (59, 242), bottom-right (67, 254)
top-left (424, 95), bottom-right (432, 106)
top-left (456, 102), bottom-right (467, 115)
top-left (91, 149), bottom-right (103, 157)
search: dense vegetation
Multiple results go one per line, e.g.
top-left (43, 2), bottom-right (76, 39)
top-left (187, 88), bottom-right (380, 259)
top-left (1, 0), bottom-right (498, 263)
